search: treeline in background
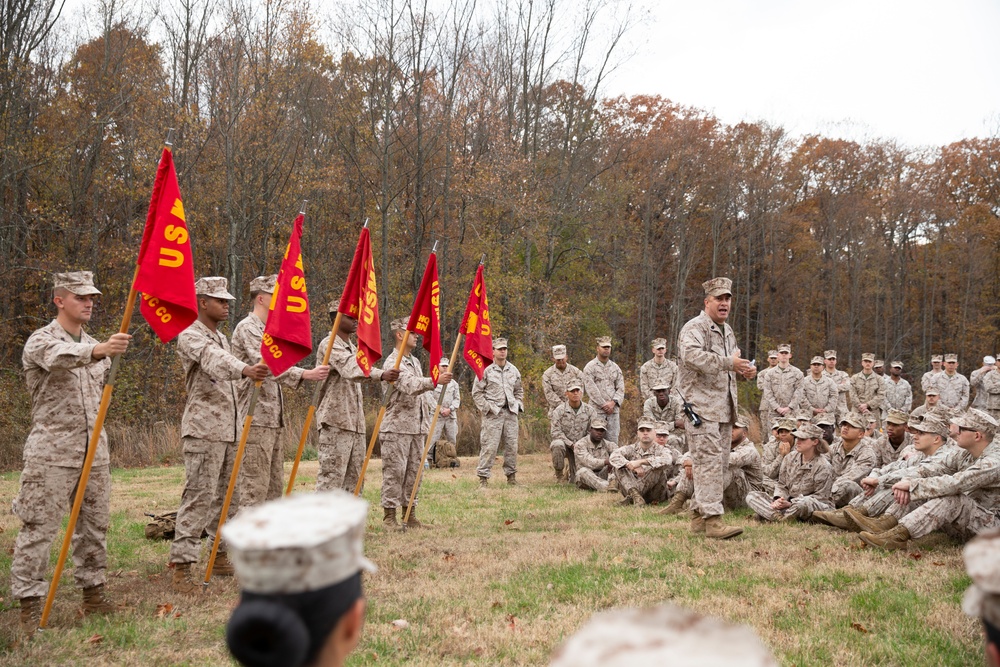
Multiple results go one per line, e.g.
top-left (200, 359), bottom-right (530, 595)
top-left (2, 0), bottom-right (999, 468)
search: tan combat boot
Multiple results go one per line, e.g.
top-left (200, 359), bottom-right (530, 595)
top-left (845, 508), bottom-right (896, 534)
top-left (657, 492), bottom-right (689, 516)
top-left (383, 507), bottom-right (399, 529)
top-left (811, 509), bottom-right (858, 531)
top-left (553, 468), bottom-right (564, 482)
top-left (19, 596), bottom-right (41, 639)
top-left (704, 516), bottom-right (743, 540)
top-left (403, 506), bottom-right (422, 529)
top-left (506, 474), bottom-right (517, 486)
top-left (171, 562), bottom-right (200, 595)
top-left (859, 524), bottom-right (911, 551)
top-left (628, 488), bottom-right (645, 506)
top-left (212, 551), bottom-right (235, 577)
top-left (82, 584), bottom-right (121, 616)
top-left (690, 513), bottom-right (705, 534)
top-left (478, 476), bottom-right (489, 488)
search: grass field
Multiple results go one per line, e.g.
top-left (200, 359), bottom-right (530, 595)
top-left (0, 454), bottom-right (983, 666)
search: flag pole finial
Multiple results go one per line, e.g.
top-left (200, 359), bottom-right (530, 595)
top-left (479, 253), bottom-right (486, 265)
top-left (431, 240), bottom-right (439, 253)
top-left (165, 128), bottom-right (176, 147)
top-left (363, 217), bottom-right (369, 229)
top-left (299, 199), bottom-right (308, 216)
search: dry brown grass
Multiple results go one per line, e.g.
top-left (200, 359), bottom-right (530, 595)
top-left (0, 454), bottom-right (983, 666)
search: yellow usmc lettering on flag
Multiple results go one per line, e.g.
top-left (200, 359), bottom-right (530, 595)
top-left (157, 199), bottom-right (188, 268)
top-left (140, 294), bottom-right (173, 325)
top-left (362, 268), bottom-right (377, 324)
top-left (414, 279), bottom-right (440, 333)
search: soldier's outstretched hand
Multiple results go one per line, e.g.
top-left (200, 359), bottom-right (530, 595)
top-left (303, 365), bottom-right (330, 381)
top-left (94, 332), bottom-right (131, 359)
top-left (243, 362), bottom-right (269, 381)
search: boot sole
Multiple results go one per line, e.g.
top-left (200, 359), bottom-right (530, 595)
top-left (858, 532), bottom-right (906, 551)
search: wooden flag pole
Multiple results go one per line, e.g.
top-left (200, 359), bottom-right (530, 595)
top-left (402, 333), bottom-right (463, 526)
top-left (286, 218), bottom-right (367, 495)
top-left (40, 130), bottom-right (178, 628)
top-left (353, 331), bottom-right (409, 496)
top-left (204, 380), bottom-right (261, 583)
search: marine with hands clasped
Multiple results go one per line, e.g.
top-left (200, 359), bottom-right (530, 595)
top-left (13, 271), bottom-right (132, 637)
top-left (582, 337), bottom-right (626, 447)
top-left (676, 277), bottom-right (756, 539)
top-left (472, 337), bottom-right (523, 486)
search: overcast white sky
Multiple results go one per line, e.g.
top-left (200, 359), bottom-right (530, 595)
top-left (603, 0), bottom-right (1000, 148)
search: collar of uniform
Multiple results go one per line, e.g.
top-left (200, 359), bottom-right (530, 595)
top-left (49, 318), bottom-right (89, 344)
top-left (248, 311), bottom-right (265, 331)
top-left (699, 310), bottom-right (727, 333)
top-left (190, 318), bottom-right (226, 344)
top-left (977, 441), bottom-right (1000, 460)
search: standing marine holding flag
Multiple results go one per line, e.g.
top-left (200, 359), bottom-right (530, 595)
top-left (677, 277), bottom-right (756, 539)
top-left (231, 274), bottom-right (330, 506)
top-left (169, 276), bottom-right (269, 593)
top-left (23, 139), bottom-right (200, 633)
top-left (12, 271), bottom-right (131, 635)
top-left (378, 251), bottom-right (452, 529)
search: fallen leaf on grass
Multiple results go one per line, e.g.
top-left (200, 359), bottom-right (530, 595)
top-left (503, 519), bottom-right (515, 526)
top-left (612, 556), bottom-right (623, 564)
top-left (156, 603), bottom-right (174, 619)
top-left (546, 583), bottom-right (553, 590)
top-left (932, 561), bottom-right (945, 566)
top-left (451, 474), bottom-right (457, 479)
top-left (851, 622), bottom-right (868, 634)
top-left (391, 619), bottom-right (409, 630)
top-left (909, 552), bottom-right (922, 560)
top-left (173, 611), bottom-right (183, 618)
top-left (491, 601), bottom-right (502, 609)
top-left (85, 634), bottom-right (103, 645)
top-left (443, 551), bottom-right (456, 562)
top-left (506, 614), bottom-right (517, 630)
top-left (696, 569), bottom-right (705, 576)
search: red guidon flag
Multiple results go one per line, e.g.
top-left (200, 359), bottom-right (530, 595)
top-left (337, 227), bottom-right (381, 376)
top-left (407, 252), bottom-right (443, 385)
top-left (461, 264), bottom-right (493, 379)
top-left (261, 214), bottom-right (313, 376)
top-left (135, 147), bottom-right (197, 342)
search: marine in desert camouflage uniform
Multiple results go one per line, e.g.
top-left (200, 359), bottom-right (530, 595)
top-left (12, 271), bottom-right (132, 635)
top-left (583, 337), bottom-right (625, 446)
top-left (573, 417), bottom-right (615, 492)
top-left (231, 275), bottom-right (330, 506)
top-left (314, 304), bottom-right (397, 495)
top-left (169, 277), bottom-right (270, 593)
top-left (549, 381), bottom-right (597, 483)
top-left (541, 345), bottom-right (583, 416)
top-left (473, 337), bottom-right (523, 486)
top-left (639, 338), bottom-right (678, 400)
top-left (379, 318), bottom-right (452, 528)
top-left (676, 277), bottom-right (756, 539)
top-left (746, 423), bottom-right (834, 522)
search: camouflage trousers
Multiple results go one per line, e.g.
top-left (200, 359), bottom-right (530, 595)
top-left (899, 496), bottom-right (1000, 540)
top-left (848, 488), bottom-right (896, 517)
top-left (686, 419), bottom-right (732, 518)
top-left (431, 417), bottom-right (457, 444)
top-left (576, 466), bottom-right (610, 492)
top-left (11, 462), bottom-right (111, 599)
top-left (832, 479), bottom-right (863, 508)
top-left (476, 411), bottom-right (518, 479)
top-left (380, 432), bottom-right (423, 509)
top-left (318, 427), bottom-right (365, 494)
top-left (169, 438), bottom-right (240, 564)
top-left (614, 467), bottom-right (669, 503)
top-left (745, 490), bottom-right (833, 521)
top-left (238, 425), bottom-right (283, 508)
top-left (675, 466), bottom-right (753, 510)
top-left (549, 439), bottom-right (577, 481)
